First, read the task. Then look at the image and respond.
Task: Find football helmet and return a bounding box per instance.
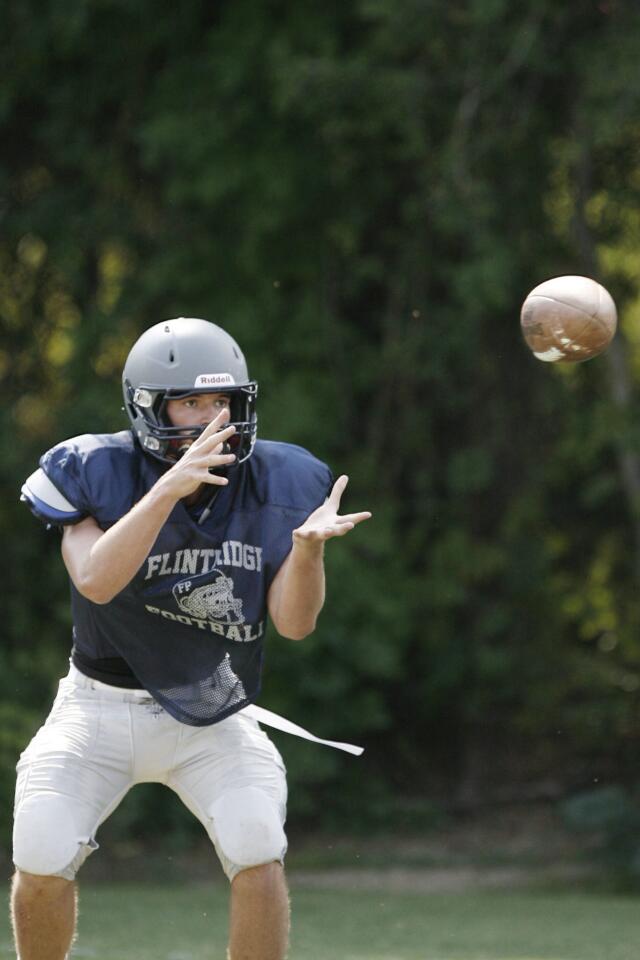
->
[122,317,258,465]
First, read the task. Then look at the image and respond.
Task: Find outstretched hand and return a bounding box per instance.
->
[292,475,372,546]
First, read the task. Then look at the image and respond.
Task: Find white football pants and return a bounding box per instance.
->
[13,665,288,882]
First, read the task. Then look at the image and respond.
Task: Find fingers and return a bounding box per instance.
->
[204,406,231,430]
[182,436,236,465]
[328,474,349,508]
[294,513,371,543]
[340,511,372,525]
[197,422,236,449]
[187,408,232,446]
[201,471,230,486]
[204,447,237,469]
[293,477,372,544]
[327,521,355,537]
[175,420,237,483]
[294,526,344,543]
[295,525,350,542]
[189,417,237,463]
[189,446,236,485]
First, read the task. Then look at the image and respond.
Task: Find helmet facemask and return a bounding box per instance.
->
[123,381,258,465]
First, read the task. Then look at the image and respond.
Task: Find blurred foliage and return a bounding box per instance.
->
[560,784,640,887]
[2,0,640,854]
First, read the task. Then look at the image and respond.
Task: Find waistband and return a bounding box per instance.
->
[67,664,155,703]
[66,665,364,755]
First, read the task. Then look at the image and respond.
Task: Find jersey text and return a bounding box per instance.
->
[144,542,263,580]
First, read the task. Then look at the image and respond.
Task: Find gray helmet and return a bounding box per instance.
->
[122,317,258,464]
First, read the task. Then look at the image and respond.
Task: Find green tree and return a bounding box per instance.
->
[2,0,640,844]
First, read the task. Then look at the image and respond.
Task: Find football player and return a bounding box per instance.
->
[13,317,371,960]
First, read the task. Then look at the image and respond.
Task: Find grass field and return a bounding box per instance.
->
[1,881,638,960]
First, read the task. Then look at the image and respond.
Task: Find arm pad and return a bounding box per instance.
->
[21,468,85,526]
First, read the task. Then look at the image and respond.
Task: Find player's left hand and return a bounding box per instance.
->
[293,475,371,545]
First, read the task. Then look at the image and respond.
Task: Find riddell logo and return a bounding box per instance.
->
[194,373,236,387]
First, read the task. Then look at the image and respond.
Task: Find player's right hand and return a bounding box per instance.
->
[160,409,237,500]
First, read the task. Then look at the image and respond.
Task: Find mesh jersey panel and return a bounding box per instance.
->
[156,653,252,725]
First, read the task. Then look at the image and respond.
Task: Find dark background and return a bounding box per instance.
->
[2,0,640,871]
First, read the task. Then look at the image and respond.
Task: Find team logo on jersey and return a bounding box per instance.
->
[172,570,245,625]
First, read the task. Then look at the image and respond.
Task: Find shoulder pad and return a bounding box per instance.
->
[36,431,145,528]
[250,440,333,510]
[21,468,85,525]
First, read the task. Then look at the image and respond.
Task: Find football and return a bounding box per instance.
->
[520,275,617,363]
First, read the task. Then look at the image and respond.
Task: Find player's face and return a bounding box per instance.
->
[165,393,232,429]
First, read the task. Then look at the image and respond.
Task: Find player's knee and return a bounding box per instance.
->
[13,795,95,880]
[210,787,287,880]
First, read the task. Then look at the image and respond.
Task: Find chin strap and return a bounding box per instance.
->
[198,489,220,526]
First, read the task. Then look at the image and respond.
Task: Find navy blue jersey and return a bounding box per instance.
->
[25,432,333,726]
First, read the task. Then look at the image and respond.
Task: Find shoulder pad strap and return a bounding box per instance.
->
[21,468,84,523]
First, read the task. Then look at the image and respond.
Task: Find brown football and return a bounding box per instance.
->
[520,275,617,363]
